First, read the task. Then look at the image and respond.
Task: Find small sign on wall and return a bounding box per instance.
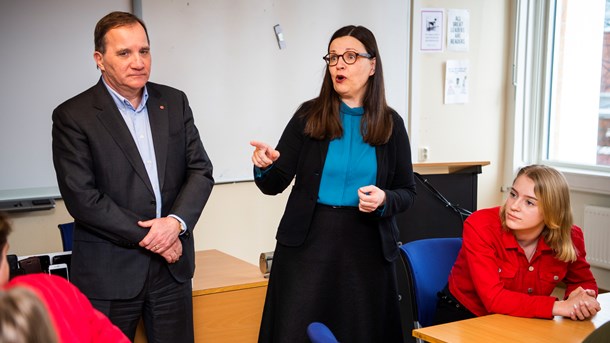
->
[420,8,444,52]
[447,9,470,52]
[445,59,469,104]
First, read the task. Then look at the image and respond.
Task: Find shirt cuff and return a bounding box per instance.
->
[375,205,386,217]
[254,165,274,179]
[168,214,187,235]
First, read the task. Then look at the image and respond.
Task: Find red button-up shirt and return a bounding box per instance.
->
[448,207,598,318]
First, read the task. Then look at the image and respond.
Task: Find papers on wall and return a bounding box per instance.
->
[447,9,470,52]
[420,9,444,52]
[445,60,469,104]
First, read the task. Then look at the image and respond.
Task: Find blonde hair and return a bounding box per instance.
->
[500,165,576,262]
[0,287,58,343]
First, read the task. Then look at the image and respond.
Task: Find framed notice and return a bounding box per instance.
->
[420,9,444,52]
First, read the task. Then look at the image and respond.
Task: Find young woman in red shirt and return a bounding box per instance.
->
[435,164,601,324]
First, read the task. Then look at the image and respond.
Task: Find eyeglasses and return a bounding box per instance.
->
[323,51,372,66]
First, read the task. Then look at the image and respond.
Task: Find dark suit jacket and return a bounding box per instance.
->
[52,79,214,299]
[255,100,416,262]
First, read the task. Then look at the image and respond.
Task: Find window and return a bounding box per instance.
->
[547,0,610,168]
[511,0,610,193]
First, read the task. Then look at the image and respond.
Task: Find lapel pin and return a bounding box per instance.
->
[160,105,165,110]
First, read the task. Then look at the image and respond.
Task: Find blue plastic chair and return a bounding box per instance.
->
[57,222,74,251]
[399,238,462,330]
[307,322,339,343]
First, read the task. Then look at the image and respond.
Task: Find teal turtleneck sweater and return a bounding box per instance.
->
[318,102,377,206]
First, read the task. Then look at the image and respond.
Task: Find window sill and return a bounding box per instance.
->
[559,168,610,196]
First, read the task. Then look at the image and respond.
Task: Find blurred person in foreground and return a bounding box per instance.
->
[0,287,59,343]
[0,212,129,342]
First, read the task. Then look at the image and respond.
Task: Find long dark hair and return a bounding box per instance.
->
[304,25,392,145]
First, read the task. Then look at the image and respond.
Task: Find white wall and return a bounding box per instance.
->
[140,0,410,183]
[0,0,131,201]
[408,0,510,208]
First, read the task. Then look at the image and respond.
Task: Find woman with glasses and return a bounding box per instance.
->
[250,25,416,343]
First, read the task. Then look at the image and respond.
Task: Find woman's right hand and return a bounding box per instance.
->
[250,140,280,169]
[552,287,601,320]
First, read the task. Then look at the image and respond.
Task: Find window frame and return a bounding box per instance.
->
[509,0,610,195]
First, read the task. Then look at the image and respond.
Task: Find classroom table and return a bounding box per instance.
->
[135,249,268,342]
[412,292,610,343]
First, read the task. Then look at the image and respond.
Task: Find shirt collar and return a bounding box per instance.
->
[501,227,553,253]
[102,78,149,113]
[340,101,364,116]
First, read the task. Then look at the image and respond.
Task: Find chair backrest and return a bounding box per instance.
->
[307,322,339,343]
[399,237,462,328]
[57,222,74,251]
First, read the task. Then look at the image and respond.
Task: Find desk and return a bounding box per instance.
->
[135,249,268,342]
[412,161,491,175]
[412,292,610,343]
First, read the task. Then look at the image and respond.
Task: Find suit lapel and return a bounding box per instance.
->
[375,144,386,186]
[317,138,330,169]
[93,80,155,195]
[146,85,169,191]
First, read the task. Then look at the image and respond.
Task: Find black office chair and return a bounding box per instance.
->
[57,222,74,251]
[399,238,462,337]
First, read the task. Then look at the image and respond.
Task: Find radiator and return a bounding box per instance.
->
[584,205,610,270]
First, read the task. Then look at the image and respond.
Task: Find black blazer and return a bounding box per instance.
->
[52,79,214,299]
[255,100,416,261]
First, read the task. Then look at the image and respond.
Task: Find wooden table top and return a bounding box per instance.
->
[192,249,268,297]
[412,161,490,175]
[413,292,610,343]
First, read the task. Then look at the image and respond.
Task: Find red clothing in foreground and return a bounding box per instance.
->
[448,207,598,318]
[6,274,129,343]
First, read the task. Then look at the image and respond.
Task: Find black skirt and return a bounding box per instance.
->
[258,204,403,343]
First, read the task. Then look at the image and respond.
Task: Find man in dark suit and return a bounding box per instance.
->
[51,11,214,342]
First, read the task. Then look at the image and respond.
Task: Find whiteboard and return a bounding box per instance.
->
[0,0,131,201]
[140,0,409,183]
[0,0,409,202]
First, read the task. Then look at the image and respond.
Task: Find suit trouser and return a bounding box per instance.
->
[90,255,194,343]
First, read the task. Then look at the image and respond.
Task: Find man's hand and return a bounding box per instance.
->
[138,217,181,255]
[159,239,183,264]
